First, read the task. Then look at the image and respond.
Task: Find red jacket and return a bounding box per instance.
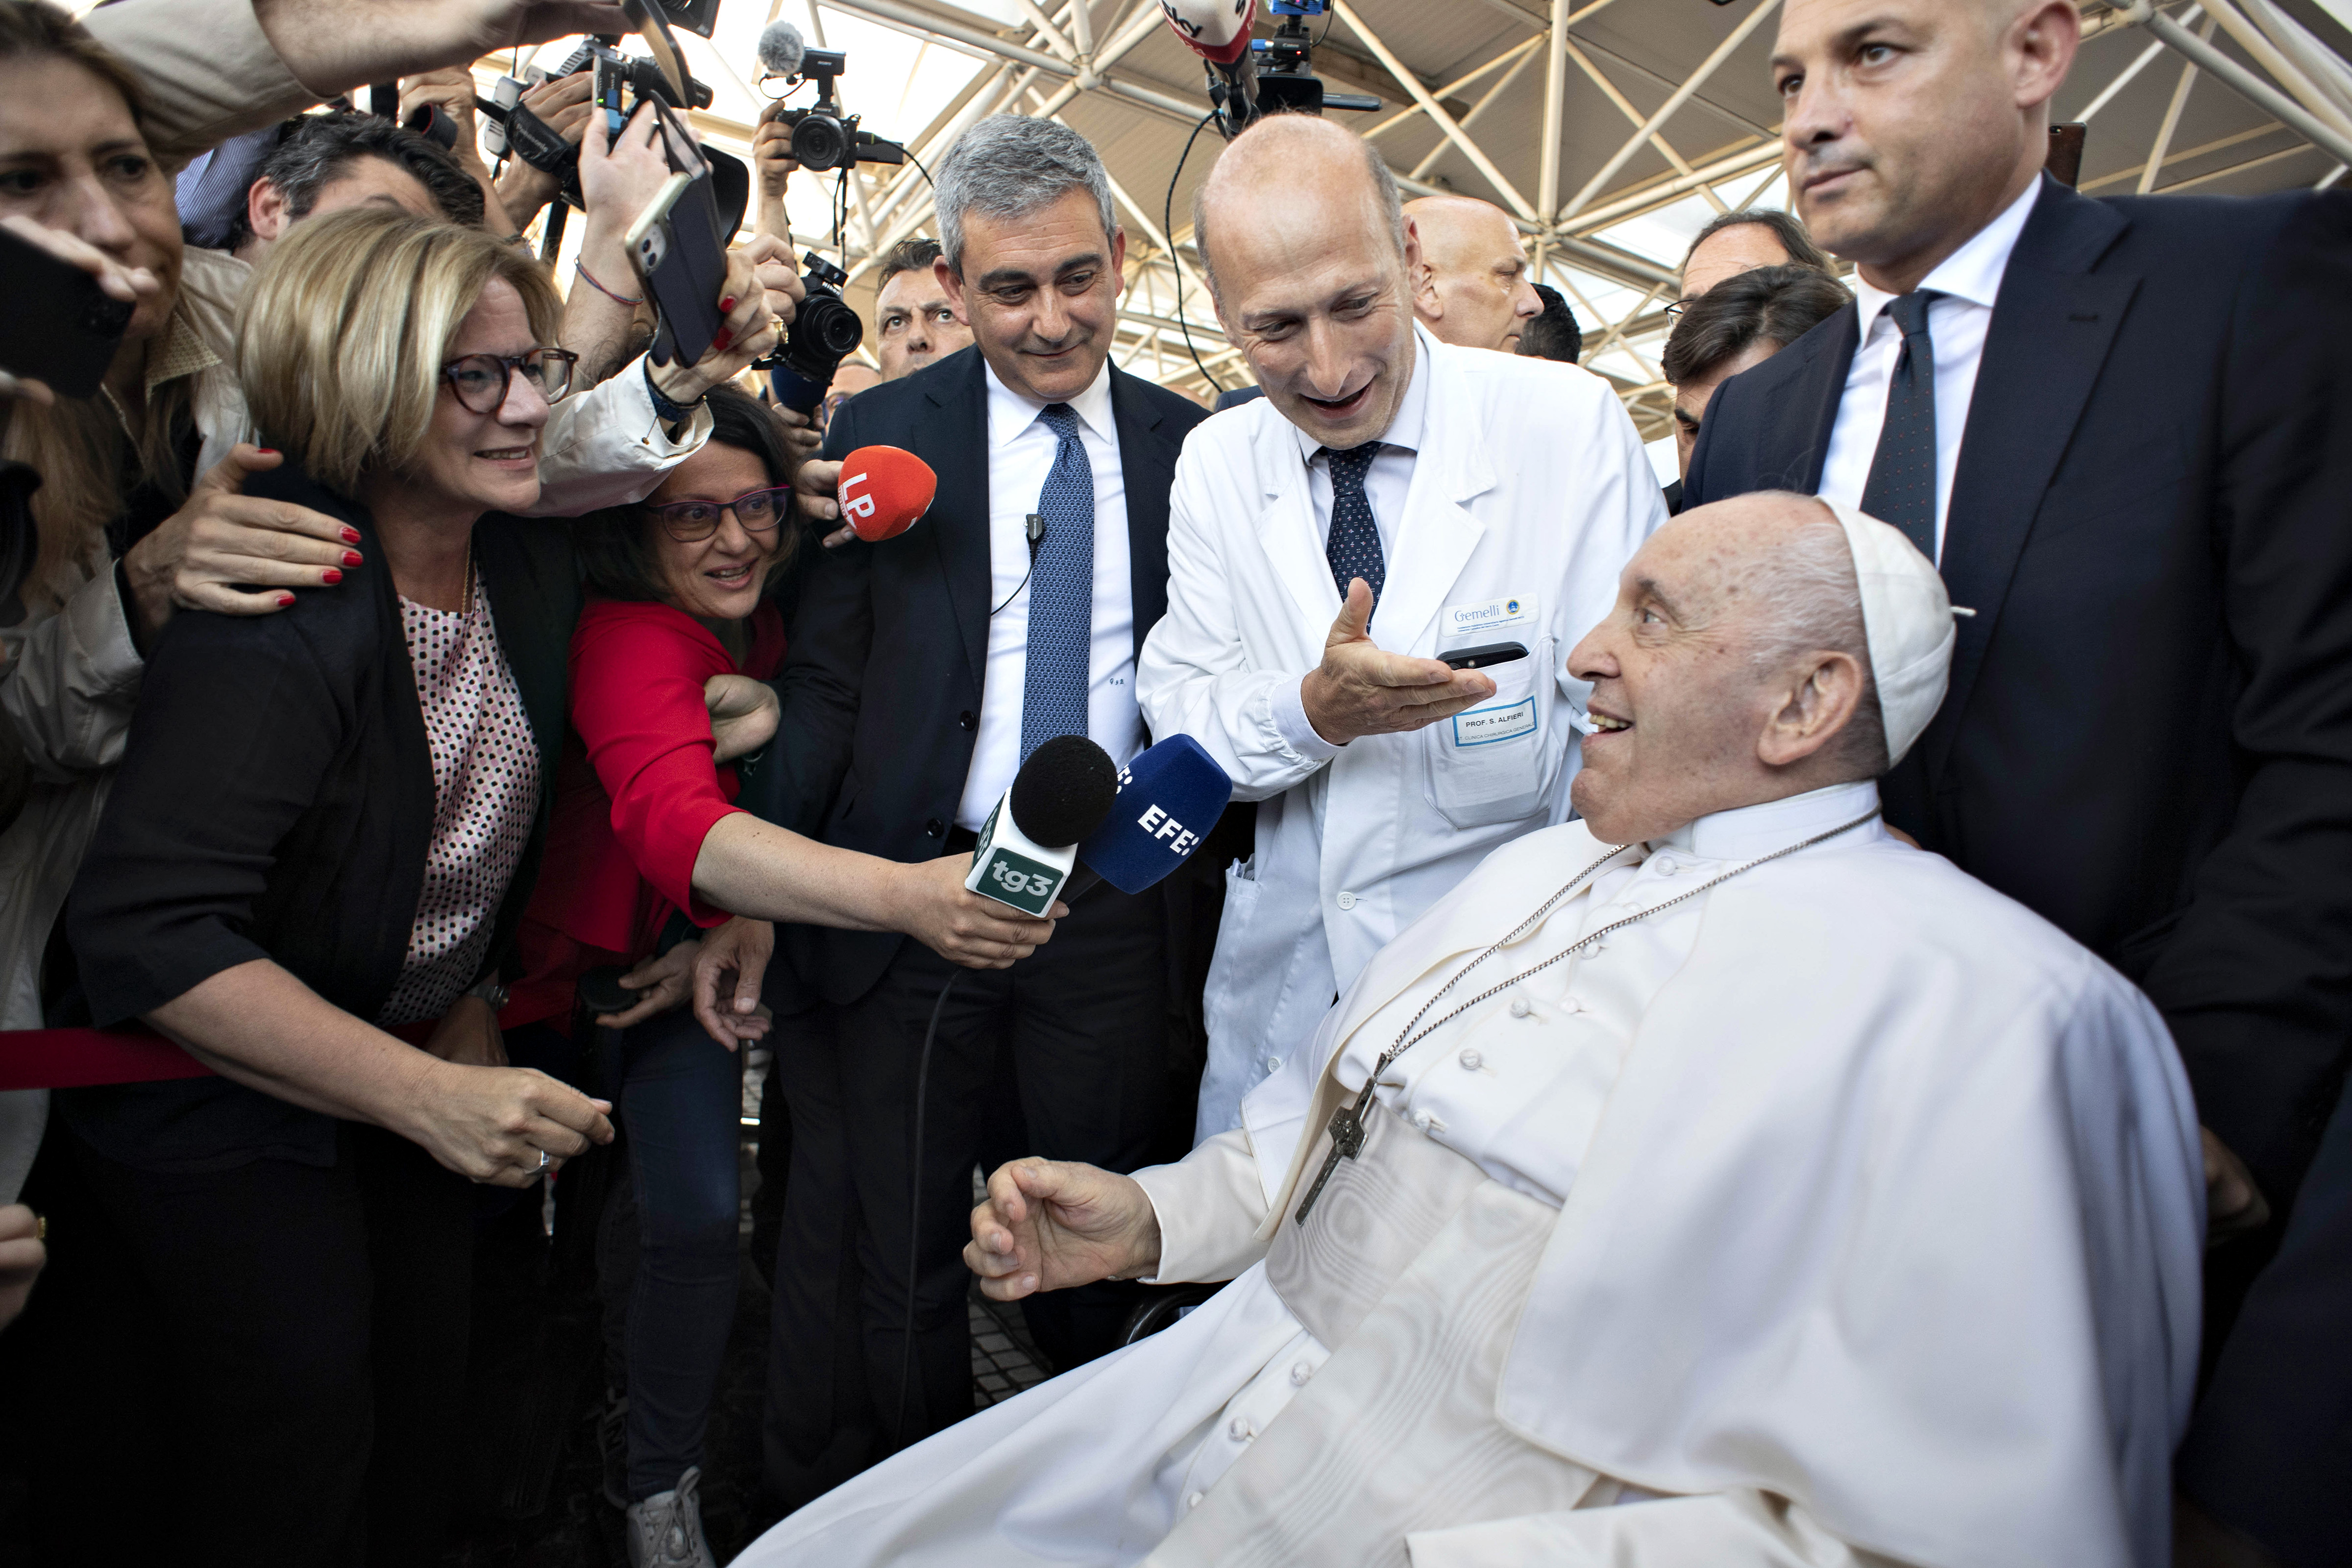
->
[514,596,785,1026]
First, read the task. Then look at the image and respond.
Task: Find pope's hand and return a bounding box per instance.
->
[965,1157,1161,1301]
[1300,578,1496,745]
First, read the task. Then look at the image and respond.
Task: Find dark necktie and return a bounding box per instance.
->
[1321,443,1385,605]
[1859,290,1943,564]
[1020,403,1094,763]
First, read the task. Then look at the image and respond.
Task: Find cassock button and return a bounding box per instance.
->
[1458,1048,1482,1070]
[1651,855,1677,876]
[1263,1056,1283,1074]
[1228,1416,1254,1443]
[1507,998,1531,1019]
[1336,890,1358,911]
[1289,1360,1315,1386]
[1187,1492,1204,1510]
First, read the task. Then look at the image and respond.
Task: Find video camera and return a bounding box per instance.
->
[766,49,906,172]
[1161,0,1378,139]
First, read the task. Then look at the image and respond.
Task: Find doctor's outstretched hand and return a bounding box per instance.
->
[966,1157,1161,1301]
[1301,578,1496,745]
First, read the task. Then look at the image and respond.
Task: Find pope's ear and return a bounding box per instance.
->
[1759,650,1866,769]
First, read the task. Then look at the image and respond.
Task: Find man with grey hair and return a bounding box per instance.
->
[1141,112,1658,1141]
[735,492,2202,1568]
[759,113,1210,1510]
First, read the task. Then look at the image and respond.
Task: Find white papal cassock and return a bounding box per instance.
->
[738,780,2204,1568]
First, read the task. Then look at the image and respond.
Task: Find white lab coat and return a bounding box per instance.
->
[1140,331,1663,1138]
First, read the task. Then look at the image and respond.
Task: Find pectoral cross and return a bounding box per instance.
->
[1293,1091,1370,1225]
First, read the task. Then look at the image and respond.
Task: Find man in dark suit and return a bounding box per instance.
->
[752,114,1210,1511]
[1687,3,2352,1516]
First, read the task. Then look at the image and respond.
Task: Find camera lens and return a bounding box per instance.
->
[790,114,848,171]
[803,294,864,357]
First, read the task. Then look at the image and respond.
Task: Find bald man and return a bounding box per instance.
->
[733,491,2201,1568]
[1402,194,1540,352]
[1683,13,2352,1556]
[1139,116,1657,1141]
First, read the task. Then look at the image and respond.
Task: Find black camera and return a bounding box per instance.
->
[761,252,864,414]
[770,50,906,172]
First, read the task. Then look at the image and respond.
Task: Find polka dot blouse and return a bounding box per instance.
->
[377,576,542,1029]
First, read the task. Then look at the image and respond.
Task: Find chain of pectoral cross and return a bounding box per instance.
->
[1293,810,1883,1225]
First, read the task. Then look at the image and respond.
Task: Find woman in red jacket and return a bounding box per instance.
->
[520,385,1043,1560]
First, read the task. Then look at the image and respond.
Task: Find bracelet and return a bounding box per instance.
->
[644,357,704,423]
[575,261,644,308]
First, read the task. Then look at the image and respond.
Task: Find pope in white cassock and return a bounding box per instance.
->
[736,492,2205,1568]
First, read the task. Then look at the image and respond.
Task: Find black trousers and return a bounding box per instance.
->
[24,1119,474,1567]
[762,882,1167,1515]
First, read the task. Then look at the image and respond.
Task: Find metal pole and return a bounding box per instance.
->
[1331,0,1538,219]
[1558,0,1782,223]
[2128,0,2352,166]
[1534,0,1569,275]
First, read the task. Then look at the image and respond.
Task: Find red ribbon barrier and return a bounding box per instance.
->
[0,1026,213,1091]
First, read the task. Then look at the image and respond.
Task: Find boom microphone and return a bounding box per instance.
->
[757,19,806,79]
[1160,0,1256,66]
[837,445,935,542]
[964,736,1121,915]
[1066,733,1235,900]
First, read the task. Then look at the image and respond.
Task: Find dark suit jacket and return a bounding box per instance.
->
[64,468,580,1172]
[1688,176,2352,1208]
[751,345,1210,1006]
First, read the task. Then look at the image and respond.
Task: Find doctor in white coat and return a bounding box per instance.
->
[1140,115,1662,1138]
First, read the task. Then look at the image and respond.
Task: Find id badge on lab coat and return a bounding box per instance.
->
[1426,607,1560,830]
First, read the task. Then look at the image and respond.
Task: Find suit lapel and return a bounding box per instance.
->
[1926,181,2135,780]
[1775,305,1856,494]
[1110,368,1176,657]
[920,348,993,691]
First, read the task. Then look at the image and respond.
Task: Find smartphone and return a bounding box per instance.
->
[1443,641,1529,671]
[0,226,135,400]
[625,103,731,369]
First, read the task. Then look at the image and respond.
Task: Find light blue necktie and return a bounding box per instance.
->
[1321,443,1385,606]
[1020,403,1095,762]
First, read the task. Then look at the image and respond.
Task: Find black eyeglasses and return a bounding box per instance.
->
[441,348,580,414]
[1663,299,1693,322]
[642,485,792,542]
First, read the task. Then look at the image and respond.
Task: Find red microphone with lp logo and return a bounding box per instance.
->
[836,444,936,542]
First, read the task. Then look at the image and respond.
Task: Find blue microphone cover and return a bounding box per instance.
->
[1077,735,1234,894]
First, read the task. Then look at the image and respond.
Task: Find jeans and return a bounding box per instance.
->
[617,1004,746,1501]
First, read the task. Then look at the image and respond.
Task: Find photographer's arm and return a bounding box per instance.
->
[81,0,628,169]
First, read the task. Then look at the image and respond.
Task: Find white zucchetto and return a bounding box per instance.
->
[1816,497,1954,766]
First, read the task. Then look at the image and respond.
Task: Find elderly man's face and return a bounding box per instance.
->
[1411,200,1540,352]
[1214,190,1419,451]
[1775,0,2076,286]
[1568,498,1852,843]
[940,187,1124,405]
[1680,221,1791,300]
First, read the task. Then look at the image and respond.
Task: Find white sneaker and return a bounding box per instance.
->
[625,1466,715,1568]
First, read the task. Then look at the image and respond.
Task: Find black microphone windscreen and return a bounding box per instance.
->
[758,19,805,77]
[1009,736,1120,849]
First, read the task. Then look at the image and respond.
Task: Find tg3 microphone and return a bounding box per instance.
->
[964,736,1121,915]
[837,444,936,542]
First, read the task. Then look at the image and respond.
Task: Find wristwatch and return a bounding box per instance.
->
[464,977,511,1013]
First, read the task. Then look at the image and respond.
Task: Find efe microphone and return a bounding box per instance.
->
[836,445,935,542]
[1063,733,1236,902]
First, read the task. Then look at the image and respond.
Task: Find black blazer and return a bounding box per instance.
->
[747,345,1210,1006]
[1687,176,2352,1205]
[63,467,580,1172]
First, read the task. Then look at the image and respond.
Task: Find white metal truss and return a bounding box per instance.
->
[573,0,2352,433]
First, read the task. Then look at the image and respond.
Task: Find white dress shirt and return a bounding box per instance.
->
[956,357,1143,831]
[1269,329,1435,760]
[1818,177,2041,561]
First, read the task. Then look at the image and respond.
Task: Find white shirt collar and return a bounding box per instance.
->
[1853,176,2041,333]
[984,352,1116,449]
[1653,779,1884,862]
[1286,321,1437,467]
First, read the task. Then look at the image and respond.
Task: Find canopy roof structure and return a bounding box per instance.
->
[491,0,2352,434]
